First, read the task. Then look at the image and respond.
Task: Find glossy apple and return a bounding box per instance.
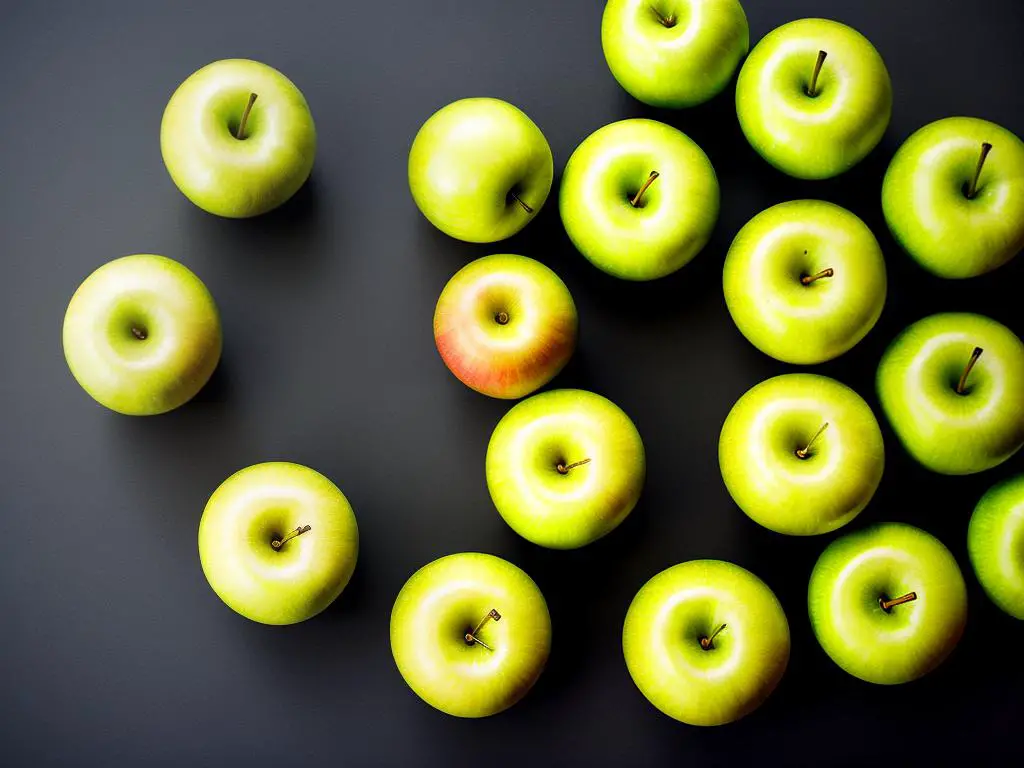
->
[198,462,359,625]
[486,389,645,548]
[63,254,221,415]
[409,98,553,242]
[434,254,577,399]
[808,522,967,684]
[390,553,551,718]
[601,0,750,108]
[723,200,887,364]
[968,474,1024,619]
[877,313,1024,475]
[161,59,316,218]
[560,119,719,280]
[736,19,892,179]
[623,559,790,726]
[882,117,1024,278]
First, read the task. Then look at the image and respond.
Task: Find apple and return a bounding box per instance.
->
[198,462,358,625]
[408,98,553,243]
[735,18,892,180]
[390,552,551,718]
[623,559,790,726]
[723,200,887,364]
[882,117,1024,278]
[877,313,1024,475]
[808,522,967,684]
[968,474,1024,619]
[62,254,221,415]
[559,119,719,280]
[601,0,750,108]
[719,374,884,536]
[434,254,577,399]
[161,59,316,218]
[486,389,645,548]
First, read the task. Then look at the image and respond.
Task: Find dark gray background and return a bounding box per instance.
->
[1,1,1022,765]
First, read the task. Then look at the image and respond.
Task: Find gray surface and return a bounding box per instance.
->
[1,1,1022,765]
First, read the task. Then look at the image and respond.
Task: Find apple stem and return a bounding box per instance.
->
[464,608,502,650]
[495,311,510,325]
[796,422,829,459]
[131,326,147,341]
[509,191,534,214]
[700,623,727,650]
[806,50,828,97]
[236,92,258,140]
[271,524,311,550]
[880,592,917,612]
[630,171,660,208]
[649,5,676,27]
[556,458,591,475]
[966,142,994,199]
[801,268,834,285]
[956,347,984,395]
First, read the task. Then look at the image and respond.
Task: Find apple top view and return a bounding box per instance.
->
[3,1,1024,767]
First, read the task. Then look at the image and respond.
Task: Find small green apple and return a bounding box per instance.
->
[161,59,316,218]
[559,119,719,280]
[623,559,790,726]
[486,389,645,549]
[723,200,887,364]
[882,117,1024,278]
[877,313,1024,475]
[198,462,358,625]
[808,522,967,684]
[408,98,553,243]
[968,474,1024,619]
[62,254,221,415]
[601,0,750,108]
[390,553,551,718]
[434,255,577,399]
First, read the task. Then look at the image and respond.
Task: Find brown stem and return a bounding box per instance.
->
[966,142,993,199]
[509,191,533,214]
[236,93,258,140]
[956,347,984,395]
[464,608,502,650]
[801,268,834,285]
[495,311,510,325]
[131,327,147,340]
[271,524,310,550]
[649,5,676,27]
[700,624,727,650]
[880,592,917,611]
[796,423,829,459]
[556,458,591,475]
[630,171,660,207]
[806,50,828,97]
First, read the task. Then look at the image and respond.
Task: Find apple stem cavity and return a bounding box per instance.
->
[556,458,592,475]
[956,346,984,395]
[235,92,258,140]
[700,623,727,650]
[630,171,660,208]
[130,326,147,341]
[271,524,311,550]
[801,268,834,285]
[796,422,829,459]
[966,143,994,199]
[880,592,918,612]
[806,50,828,97]
[649,5,676,27]
[509,191,534,214]
[495,311,510,325]
[464,608,502,650]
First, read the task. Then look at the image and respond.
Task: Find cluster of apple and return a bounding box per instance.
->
[59,0,1024,728]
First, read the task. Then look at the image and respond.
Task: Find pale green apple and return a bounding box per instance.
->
[968,474,1024,619]
[408,98,553,242]
[390,553,551,718]
[623,559,790,726]
[559,119,719,280]
[723,200,887,364]
[601,0,750,108]
[808,523,967,684]
[877,313,1024,475]
[161,59,316,218]
[62,254,221,415]
[198,462,358,625]
[486,389,645,549]
[720,374,884,536]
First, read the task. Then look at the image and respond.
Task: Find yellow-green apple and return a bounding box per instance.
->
[408,98,553,242]
[808,522,967,684]
[559,119,719,280]
[968,474,1024,619]
[623,559,790,726]
[877,313,1024,475]
[486,389,645,548]
[390,553,551,718]
[719,374,884,536]
[434,254,577,399]
[62,254,221,415]
[736,19,892,179]
[161,59,316,218]
[198,462,358,625]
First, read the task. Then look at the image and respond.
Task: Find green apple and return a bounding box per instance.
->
[724,200,887,364]
[601,0,750,108]
[808,522,967,684]
[968,474,1024,619]
[408,98,553,243]
[62,254,221,415]
[486,389,645,548]
[882,117,1024,278]
[736,19,892,180]
[198,462,358,625]
[719,374,884,536]
[623,559,790,726]
[161,59,316,218]
[434,255,577,399]
[390,552,551,718]
[559,119,719,280]
[877,313,1024,475]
